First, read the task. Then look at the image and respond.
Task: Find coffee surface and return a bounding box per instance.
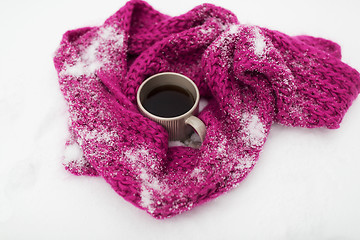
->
[142,85,194,118]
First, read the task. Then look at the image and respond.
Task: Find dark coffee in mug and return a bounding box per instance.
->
[142,85,194,118]
[137,72,206,143]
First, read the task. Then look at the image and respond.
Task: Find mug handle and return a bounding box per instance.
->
[185,116,206,144]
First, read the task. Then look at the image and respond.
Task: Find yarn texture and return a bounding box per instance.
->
[54,0,360,218]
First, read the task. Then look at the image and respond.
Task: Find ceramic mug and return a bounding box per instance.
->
[137,72,206,144]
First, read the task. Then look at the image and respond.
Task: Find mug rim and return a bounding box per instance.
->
[136,72,200,121]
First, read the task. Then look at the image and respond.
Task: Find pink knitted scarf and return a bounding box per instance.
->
[54,0,360,218]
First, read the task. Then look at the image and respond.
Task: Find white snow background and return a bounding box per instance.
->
[1,0,360,239]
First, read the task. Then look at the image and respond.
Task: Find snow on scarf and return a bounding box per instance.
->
[54,0,360,218]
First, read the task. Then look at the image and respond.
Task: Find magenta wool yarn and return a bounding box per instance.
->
[54,0,360,218]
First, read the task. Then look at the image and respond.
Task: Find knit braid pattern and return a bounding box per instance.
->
[54,0,360,218]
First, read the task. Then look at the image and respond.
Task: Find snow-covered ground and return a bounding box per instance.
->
[1,0,360,239]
